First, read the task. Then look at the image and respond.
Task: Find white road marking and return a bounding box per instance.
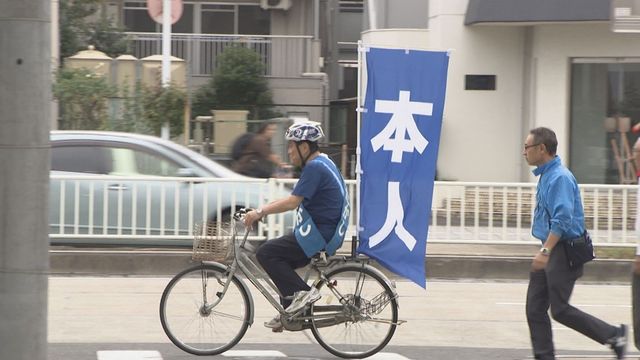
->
[94,349,411,359]
[222,350,287,357]
[555,355,634,358]
[497,302,630,308]
[97,351,162,360]
[363,353,412,360]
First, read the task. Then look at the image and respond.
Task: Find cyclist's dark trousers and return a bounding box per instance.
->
[526,243,616,360]
[256,233,311,308]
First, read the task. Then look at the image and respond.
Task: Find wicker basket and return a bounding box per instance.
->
[192,221,233,262]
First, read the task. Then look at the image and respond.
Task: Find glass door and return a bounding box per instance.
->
[570,59,640,184]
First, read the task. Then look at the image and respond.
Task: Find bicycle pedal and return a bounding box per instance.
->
[272,326,284,333]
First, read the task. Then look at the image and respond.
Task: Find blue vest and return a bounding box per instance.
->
[294,158,350,257]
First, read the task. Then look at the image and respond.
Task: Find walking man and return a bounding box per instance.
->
[524,127,627,359]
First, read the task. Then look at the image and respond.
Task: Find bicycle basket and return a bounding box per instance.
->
[192,221,234,262]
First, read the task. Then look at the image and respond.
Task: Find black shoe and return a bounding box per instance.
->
[610,324,628,359]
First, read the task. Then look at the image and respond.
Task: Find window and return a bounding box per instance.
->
[173,4,194,33]
[110,147,183,176]
[123,2,156,32]
[123,2,270,35]
[570,59,640,184]
[238,6,270,34]
[51,146,111,174]
[124,1,194,33]
[133,149,183,176]
[201,4,235,34]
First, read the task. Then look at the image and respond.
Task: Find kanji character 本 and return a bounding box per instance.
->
[370,90,433,163]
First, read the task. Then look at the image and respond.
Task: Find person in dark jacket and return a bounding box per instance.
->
[232,121,282,178]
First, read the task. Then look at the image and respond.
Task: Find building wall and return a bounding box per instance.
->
[426,1,640,183]
[270,0,308,35]
[528,23,640,180]
[190,75,323,125]
[363,0,429,29]
[269,76,324,124]
[427,0,526,182]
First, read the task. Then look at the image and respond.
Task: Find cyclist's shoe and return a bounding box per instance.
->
[264,314,283,332]
[609,324,627,359]
[285,287,321,314]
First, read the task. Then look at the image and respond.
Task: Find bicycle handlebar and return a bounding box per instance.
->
[232,208,253,221]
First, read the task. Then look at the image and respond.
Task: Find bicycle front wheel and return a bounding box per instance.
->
[310,264,399,359]
[159,263,251,356]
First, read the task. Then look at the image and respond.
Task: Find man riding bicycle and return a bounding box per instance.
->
[243,121,350,331]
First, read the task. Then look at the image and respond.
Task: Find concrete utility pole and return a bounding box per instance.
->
[0,1,51,359]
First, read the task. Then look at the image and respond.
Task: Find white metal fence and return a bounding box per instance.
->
[49,176,639,247]
[127,32,313,77]
[429,182,638,246]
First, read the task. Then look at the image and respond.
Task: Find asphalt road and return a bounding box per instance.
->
[48,276,640,360]
[48,343,529,359]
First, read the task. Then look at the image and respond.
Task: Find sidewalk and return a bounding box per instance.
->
[49,243,635,283]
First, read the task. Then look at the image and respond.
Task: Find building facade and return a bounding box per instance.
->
[102,0,330,142]
[98,0,640,184]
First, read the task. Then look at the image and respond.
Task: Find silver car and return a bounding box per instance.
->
[50,131,290,245]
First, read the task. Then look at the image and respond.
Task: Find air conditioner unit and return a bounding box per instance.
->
[260,0,292,11]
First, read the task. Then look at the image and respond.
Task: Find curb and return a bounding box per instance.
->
[49,250,635,283]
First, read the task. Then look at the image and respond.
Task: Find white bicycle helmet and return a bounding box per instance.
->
[285,122,324,142]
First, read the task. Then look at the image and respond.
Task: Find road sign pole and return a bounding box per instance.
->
[161,0,172,139]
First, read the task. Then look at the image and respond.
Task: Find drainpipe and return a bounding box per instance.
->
[368,0,378,30]
[314,0,320,40]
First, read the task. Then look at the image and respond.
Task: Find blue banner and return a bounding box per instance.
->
[357,47,450,287]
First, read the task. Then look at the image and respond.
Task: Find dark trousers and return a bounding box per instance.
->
[256,233,311,308]
[526,244,617,360]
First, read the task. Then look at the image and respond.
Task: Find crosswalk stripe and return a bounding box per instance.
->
[94,349,410,359]
[97,351,163,360]
[222,350,287,357]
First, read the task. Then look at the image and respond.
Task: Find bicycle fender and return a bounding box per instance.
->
[202,262,256,326]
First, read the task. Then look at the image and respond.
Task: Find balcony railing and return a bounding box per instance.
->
[126,32,313,77]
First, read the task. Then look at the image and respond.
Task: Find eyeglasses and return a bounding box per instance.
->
[524,143,540,150]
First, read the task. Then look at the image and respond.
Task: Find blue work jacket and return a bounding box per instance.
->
[532,156,585,243]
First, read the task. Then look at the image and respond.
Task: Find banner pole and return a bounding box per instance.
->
[355,40,364,253]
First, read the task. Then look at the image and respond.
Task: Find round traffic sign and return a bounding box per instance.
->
[147,0,183,25]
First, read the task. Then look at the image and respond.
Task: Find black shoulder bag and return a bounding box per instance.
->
[563,231,595,268]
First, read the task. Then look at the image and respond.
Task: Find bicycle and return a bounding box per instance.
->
[159,209,403,359]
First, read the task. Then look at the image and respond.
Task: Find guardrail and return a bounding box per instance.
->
[127,32,313,77]
[49,176,639,247]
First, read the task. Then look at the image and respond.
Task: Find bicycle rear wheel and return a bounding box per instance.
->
[159,263,251,356]
[310,264,398,359]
